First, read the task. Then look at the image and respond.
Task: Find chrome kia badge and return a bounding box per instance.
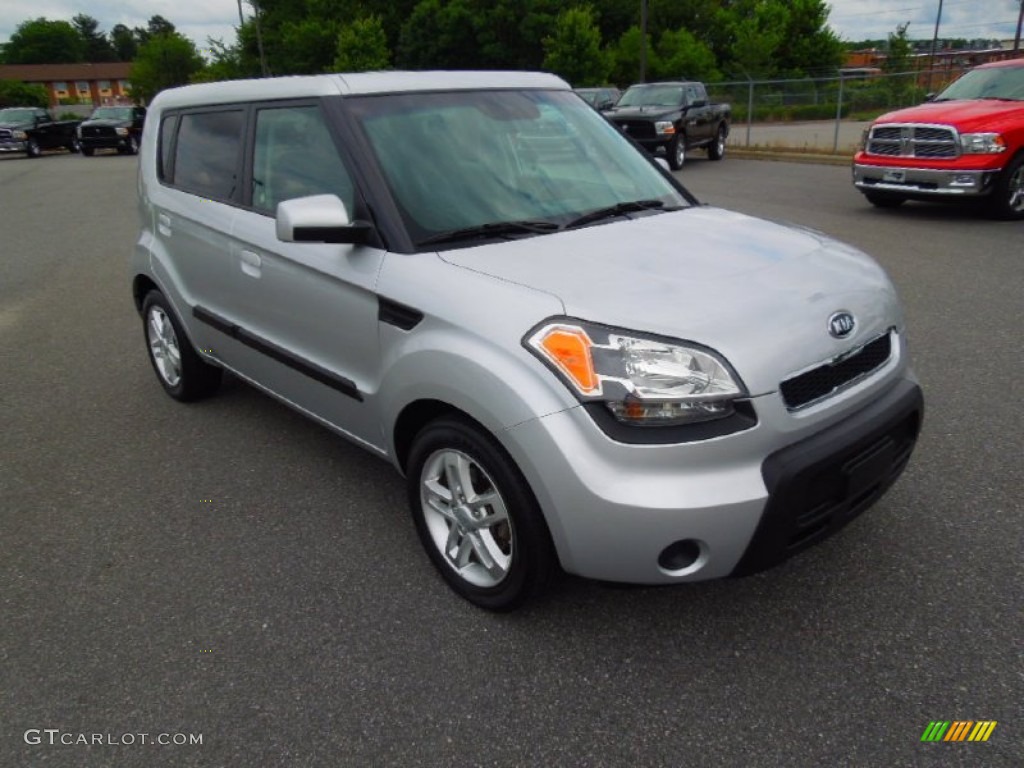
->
[828,311,856,339]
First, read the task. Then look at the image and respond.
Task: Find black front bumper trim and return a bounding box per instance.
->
[731,377,923,577]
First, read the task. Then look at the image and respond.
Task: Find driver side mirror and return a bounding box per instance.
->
[276,194,371,245]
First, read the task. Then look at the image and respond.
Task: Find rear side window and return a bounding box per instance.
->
[158,115,176,182]
[172,110,244,201]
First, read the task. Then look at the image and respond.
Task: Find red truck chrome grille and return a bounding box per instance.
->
[866,124,959,159]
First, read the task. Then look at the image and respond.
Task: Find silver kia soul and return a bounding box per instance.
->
[133,71,923,610]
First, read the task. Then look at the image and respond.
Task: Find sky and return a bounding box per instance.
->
[0,0,1021,53]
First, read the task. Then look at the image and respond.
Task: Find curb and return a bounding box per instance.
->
[728,148,854,167]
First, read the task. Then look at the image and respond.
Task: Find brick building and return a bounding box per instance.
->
[0,62,134,108]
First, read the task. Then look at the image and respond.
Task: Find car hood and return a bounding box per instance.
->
[876,99,1024,131]
[82,118,129,128]
[438,207,900,395]
[0,121,30,130]
[608,106,680,120]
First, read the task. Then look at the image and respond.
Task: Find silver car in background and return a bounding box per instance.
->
[133,71,923,610]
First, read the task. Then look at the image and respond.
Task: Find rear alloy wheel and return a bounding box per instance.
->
[26,139,41,158]
[668,135,686,170]
[142,291,222,401]
[988,153,1024,220]
[864,191,906,208]
[708,125,726,161]
[407,417,556,611]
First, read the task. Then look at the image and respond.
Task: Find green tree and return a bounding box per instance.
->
[110,24,138,61]
[2,18,86,64]
[398,0,479,69]
[542,6,610,86]
[130,32,205,103]
[72,14,116,62]
[134,15,177,47]
[0,80,50,107]
[883,22,913,74]
[334,16,391,72]
[607,26,655,86]
[651,27,718,82]
[773,0,843,76]
[723,0,789,79]
[190,38,248,83]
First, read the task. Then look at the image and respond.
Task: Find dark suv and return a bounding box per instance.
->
[78,106,147,156]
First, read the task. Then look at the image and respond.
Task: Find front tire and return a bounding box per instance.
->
[82,146,95,157]
[125,135,139,155]
[668,134,685,170]
[142,291,222,402]
[708,125,726,160]
[864,191,906,208]
[407,417,556,611]
[988,153,1024,220]
[68,137,81,153]
[26,139,41,158]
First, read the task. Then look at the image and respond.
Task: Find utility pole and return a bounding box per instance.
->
[251,0,269,77]
[1014,0,1023,55]
[236,0,244,28]
[926,0,943,94]
[640,0,648,83]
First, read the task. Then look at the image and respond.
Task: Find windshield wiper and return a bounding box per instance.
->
[417,219,559,247]
[563,199,677,230]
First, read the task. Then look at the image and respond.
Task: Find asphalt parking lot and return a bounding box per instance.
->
[2,150,1021,767]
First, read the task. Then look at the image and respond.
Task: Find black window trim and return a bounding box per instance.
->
[158,103,248,206]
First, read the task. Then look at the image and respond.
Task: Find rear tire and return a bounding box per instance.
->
[142,291,222,402]
[988,153,1024,220]
[707,125,726,161]
[407,416,556,611]
[864,191,906,208]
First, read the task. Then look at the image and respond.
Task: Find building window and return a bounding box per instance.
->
[119,80,132,94]
[98,80,112,95]
[52,81,68,96]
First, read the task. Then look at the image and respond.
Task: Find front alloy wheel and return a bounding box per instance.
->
[407,417,555,610]
[990,154,1024,220]
[26,139,41,158]
[420,448,513,588]
[668,135,685,170]
[147,305,182,388]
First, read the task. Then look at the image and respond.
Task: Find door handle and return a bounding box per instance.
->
[158,213,171,236]
[240,249,262,278]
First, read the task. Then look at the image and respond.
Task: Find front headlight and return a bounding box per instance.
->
[115,127,130,136]
[961,132,1006,154]
[526,320,745,426]
[654,121,676,135]
[12,130,27,140]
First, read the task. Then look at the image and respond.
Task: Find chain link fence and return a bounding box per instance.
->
[707,67,972,152]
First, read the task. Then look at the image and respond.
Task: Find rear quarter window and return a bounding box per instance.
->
[171,110,244,201]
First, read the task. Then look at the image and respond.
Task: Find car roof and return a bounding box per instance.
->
[151,71,571,111]
[976,56,1024,70]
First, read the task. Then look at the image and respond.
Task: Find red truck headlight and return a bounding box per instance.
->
[960,133,1006,154]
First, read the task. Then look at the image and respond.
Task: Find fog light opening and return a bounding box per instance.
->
[657,539,705,575]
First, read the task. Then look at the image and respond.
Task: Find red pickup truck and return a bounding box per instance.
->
[853,57,1024,220]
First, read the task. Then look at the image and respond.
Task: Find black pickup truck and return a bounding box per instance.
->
[606,81,730,170]
[78,105,147,156]
[0,107,81,158]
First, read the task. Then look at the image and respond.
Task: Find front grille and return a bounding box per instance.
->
[617,121,656,140]
[82,125,116,138]
[866,123,959,159]
[0,128,12,140]
[781,333,892,410]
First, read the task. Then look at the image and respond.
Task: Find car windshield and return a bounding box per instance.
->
[0,108,37,122]
[617,84,684,108]
[575,89,599,106]
[936,65,1024,101]
[90,107,134,119]
[347,89,688,247]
